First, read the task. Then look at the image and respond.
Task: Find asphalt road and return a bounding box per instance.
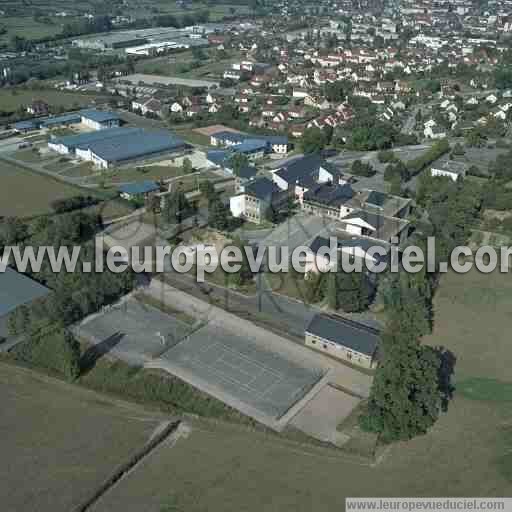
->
[155,270,319,341]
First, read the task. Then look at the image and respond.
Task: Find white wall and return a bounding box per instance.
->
[230,195,245,218]
[431,168,458,181]
[318,166,334,183]
[48,142,69,155]
[272,172,289,191]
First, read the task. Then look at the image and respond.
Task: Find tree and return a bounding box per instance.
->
[351,159,375,177]
[18,321,81,381]
[322,270,372,313]
[8,305,31,336]
[377,150,397,163]
[200,181,216,203]
[301,127,328,154]
[465,128,486,148]
[162,188,191,224]
[325,272,338,310]
[182,157,193,174]
[0,217,28,247]
[229,153,249,176]
[451,142,465,156]
[360,306,445,443]
[227,236,252,288]
[336,271,371,313]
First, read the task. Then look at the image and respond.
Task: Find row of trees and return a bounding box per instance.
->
[4,205,134,333]
[360,166,479,441]
[303,270,373,313]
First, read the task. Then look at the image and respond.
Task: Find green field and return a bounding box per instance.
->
[0,16,66,44]
[0,88,111,113]
[175,128,212,147]
[84,164,188,187]
[0,362,169,512]
[0,161,90,217]
[135,50,241,79]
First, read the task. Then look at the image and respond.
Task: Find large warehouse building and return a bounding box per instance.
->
[13,109,121,133]
[48,127,187,168]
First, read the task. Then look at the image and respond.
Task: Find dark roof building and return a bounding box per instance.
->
[118,181,160,198]
[210,130,289,154]
[304,182,354,207]
[244,176,281,201]
[305,313,380,367]
[273,154,340,189]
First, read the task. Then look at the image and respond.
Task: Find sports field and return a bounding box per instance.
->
[161,323,323,421]
[77,297,195,366]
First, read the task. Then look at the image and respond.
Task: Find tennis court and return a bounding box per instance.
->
[162,323,324,420]
[76,297,194,365]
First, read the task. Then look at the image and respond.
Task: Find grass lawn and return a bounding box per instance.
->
[59,161,96,178]
[87,165,187,186]
[43,158,74,173]
[15,148,47,163]
[458,378,512,402]
[85,199,135,222]
[263,271,314,303]
[0,161,89,217]
[0,88,110,114]
[0,362,167,512]
[90,397,511,512]
[0,16,64,44]
[134,50,241,79]
[175,129,212,147]
[423,267,512,382]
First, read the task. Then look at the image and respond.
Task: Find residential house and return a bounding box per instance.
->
[118,180,160,201]
[27,100,49,116]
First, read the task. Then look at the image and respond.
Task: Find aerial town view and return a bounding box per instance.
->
[1,0,512,510]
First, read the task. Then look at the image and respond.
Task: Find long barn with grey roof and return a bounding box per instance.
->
[305,314,380,369]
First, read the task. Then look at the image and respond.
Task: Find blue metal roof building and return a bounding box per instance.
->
[49,127,187,168]
[118,181,160,197]
[211,130,289,153]
[232,139,268,157]
[13,120,38,132]
[85,130,186,167]
[50,127,139,152]
[80,110,121,123]
[42,113,82,128]
[13,109,120,133]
